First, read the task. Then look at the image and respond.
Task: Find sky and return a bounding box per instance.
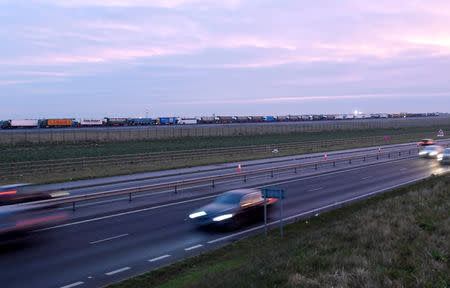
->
[1,0,450,119]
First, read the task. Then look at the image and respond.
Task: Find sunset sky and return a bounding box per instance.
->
[1,0,449,118]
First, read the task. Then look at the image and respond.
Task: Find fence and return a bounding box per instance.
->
[0,117,449,144]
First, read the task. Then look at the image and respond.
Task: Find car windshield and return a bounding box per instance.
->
[213,193,242,205]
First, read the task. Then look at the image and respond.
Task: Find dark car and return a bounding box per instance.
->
[0,205,67,238]
[188,188,277,230]
[0,184,69,206]
[418,139,436,147]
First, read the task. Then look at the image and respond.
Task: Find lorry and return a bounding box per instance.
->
[2,119,39,128]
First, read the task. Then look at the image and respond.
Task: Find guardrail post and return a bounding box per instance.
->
[349,159,352,164]
[294,167,297,174]
[333,161,336,167]
[315,164,318,170]
[212,180,215,187]
[388,153,390,158]
[376,155,379,160]
[271,170,274,177]
[409,150,411,155]
[244,175,247,182]
[129,193,132,201]
[72,202,76,211]
[363,156,365,162]
[399,152,401,156]
[175,185,178,193]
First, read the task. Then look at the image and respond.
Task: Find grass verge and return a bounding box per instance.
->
[109,174,449,288]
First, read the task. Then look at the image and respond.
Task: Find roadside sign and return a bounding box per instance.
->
[261,187,286,237]
[437,129,444,137]
[261,187,285,199]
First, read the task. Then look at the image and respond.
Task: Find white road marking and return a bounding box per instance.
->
[184,244,203,251]
[207,176,429,244]
[105,267,131,276]
[148,254,171,262]
[308,187,323,192]
[38,157,416,231]
[362,176,372,180]
[89,233,129,244]
[60,282,84,288]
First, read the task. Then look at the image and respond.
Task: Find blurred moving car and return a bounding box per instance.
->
[0,184,70,206]
[188,188,277,230]
[419,145,444,158]
[0,205,67,238]
[418,139,436,147]
[437,148,450,164]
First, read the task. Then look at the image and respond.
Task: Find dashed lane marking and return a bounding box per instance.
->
[89,233,129,244]
[148,254,171,262]
[105,267,131,276]
[60,281,84,288]
[184,244,203,251]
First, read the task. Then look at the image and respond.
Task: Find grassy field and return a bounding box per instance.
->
[109,174,449,288]
[0,126,448,185]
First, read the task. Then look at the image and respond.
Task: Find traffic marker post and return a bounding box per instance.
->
[238,162,242,173]
[324,152,328,160]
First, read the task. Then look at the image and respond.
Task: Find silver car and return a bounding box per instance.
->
[437,148,450,164]
[419,145,444,158]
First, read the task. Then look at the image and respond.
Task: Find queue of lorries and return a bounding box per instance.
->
[0,112,440,129]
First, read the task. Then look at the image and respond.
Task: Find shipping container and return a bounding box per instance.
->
[157,117,178,125]
[233,116,250,122]
[263,116,276,122]
[216,116,233,123]
[40,119,73,127]
[198,116,215,124]
[345,114,354,119]
[105,117,128,126]
[129,118,156,125]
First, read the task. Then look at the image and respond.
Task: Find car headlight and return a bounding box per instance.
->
[212,214,233,222]
[50,191,70,198]
[429,151,438,156]
[437,154,443,161]
[419,151,426,155]
[189,211,206,219]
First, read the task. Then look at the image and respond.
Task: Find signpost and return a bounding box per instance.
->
[437,129,444,137]
[261,187,286,237]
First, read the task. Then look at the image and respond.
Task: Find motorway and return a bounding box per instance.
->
[1,148,449,288]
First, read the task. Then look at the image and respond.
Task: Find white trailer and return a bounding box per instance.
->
[80,118,103,126]
[10,119,39,128]
[345,114,354,120]
[178,118,198,125]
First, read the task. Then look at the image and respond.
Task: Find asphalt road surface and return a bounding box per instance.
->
[1,153,448,288]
